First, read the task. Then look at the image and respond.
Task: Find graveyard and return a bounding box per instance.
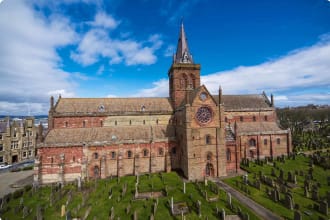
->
[224,152,330,220]
[0,172,260,220]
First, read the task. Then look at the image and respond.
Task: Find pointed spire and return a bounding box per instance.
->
[174,21,193,64]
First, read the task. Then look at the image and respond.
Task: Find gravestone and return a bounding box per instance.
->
[319,200,328,215]
[183,182,186,194]
[279,169,284,180]
[134,210,138,220]
[227,192,232,208]
[77,177,81,190]
[197,200,201,217]
[271,189,279,202]
[171,197,173,213]
[221,208,225,220]
[36,205,43,220]
[312,188,319,201]
[61,205,66,217]
[288,171,293,182]
[271,168,276,177]
[304,186,309,198]
[294,210,302,220]
[285,193,294,210]
[22,206,29,218]
[66,211,71,220]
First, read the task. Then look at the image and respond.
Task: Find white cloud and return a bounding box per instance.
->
[164,44,175,57]
[0,0,77,115]
[71,25,163,66]
[106,94,117,98]
[133,79,169,97]
[90,11,119,29]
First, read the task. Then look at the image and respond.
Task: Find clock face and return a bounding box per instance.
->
[200,92,207,101]
[195,106,212,124]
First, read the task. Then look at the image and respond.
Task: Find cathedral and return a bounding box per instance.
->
[34,23,291,184]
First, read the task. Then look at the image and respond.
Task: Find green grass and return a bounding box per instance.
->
[224,155,330,220]
[0,172,261,220]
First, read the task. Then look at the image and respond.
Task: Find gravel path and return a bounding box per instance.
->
[217,180,282,220]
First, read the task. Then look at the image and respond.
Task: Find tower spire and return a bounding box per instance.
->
[174,21,193,64]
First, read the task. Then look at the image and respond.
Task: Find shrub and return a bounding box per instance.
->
[12,189,24,199]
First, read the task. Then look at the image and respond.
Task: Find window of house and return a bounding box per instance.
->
[11,141,18,149]
[100,121,103,127]
[158,148,164,156]
[264,139,268,145]
[29,131,33,136]
[156,119,159,125]
[225,117,228,123]
[205,135,211,145]
[143,120,145,125]
[93,152,98,159]
[23,142,27,148]
[277,138,281,145]
[51,157,54,165]
[65,121,68,127]
[72,156,75,162]
[253,116,256,122]
[0,144,2,151]
[111,151,116,159]
[0,156,3,163]
[240,116,243,122]
[29,150,32,157]
[0,134,2,140]
[83,121,86,127]
[129,120,132,125]
[143,149,148,157]
[115,120,117,126]
[249,138,256,147]
[28,141,32,147]
[171,147,176,155]
[22,151,27,158]
[226,149,231,161]
[264,116,268,121]
[127,150,132,158]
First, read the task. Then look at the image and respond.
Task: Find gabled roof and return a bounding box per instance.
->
[236,122,288,135]
[184,85,217,106]
[213,94,272,111]
[41,125,175,147]
[54,97,173,115]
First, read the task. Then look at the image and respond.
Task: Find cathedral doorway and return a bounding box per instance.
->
[205,162,214,177]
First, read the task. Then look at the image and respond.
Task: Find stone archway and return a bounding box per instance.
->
[205,162,214,177]
[93,165,100,178]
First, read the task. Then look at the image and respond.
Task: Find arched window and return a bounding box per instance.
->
[206,152,212,161]
[93,152,98,159]
[264,139,268,145]
[83,121,86,127]
[249,138,256,147]
[277,138,281,145]
[225,117,228,123]
[190,74,196,88]
[111,151,116,159]
[100,120,103,127]
[158,148,164,156]
[264,115,268,121]
[183,74,188,89]
[143,120,145,125]
[226,149,231,161]
[129,120,132,125]
[127,150,132,158]
[240,116,243,122]
[143,149,149,157]
[115,120,117,126]
[253,116,256,122]
[65,121,68,127]
[205,135,211,145]
[73,156,75,162]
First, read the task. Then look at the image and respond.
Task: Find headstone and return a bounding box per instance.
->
[77,177,81,190]
[312,188,319,201]
[288,171,293,182]
[134,210,138,220]
[221,208,225,220]
[22,206,29,218]
[61,205,66,217]
[293,210,302,220]
[135,183,138,197]
[271,168,276,177]
[36,205,43,220]
[197,200,201,217]
[319,200,328,215]
[227,192,232,208]
[279,169,284,180]
[271,189,279,202]
[285,193,294,210]
[183,182,186,194]
[304,186,309,198]
[171,197,173,213]
[66,211,72,220]
[204,178,208,186]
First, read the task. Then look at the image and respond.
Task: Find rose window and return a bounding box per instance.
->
[195,106,212,124]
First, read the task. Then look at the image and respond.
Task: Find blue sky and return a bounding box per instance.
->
[0,0,329,115]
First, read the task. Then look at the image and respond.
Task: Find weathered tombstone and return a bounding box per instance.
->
[312,188,319,201]
[287,171,293,182]
[61,205,66,217]
[171,197,173,213]
[221,208,225,220]
[134,210,138,220]
[36,205,43,220]
[319,200,328,215]
[150,213,154,220]
[22,206,29,218]
[110,206,115,220]
[135,183,139,198]
[183,182,186,194]
[66,210,72,220]
[197,200,201,217]
[227,192,232,208]
[271,168,276,177]
[285,193,294,210]
[77,177,81,190]
[126,204,131,214]
[304,186,309,198]
[293,175,297,185]
[271,189,279,202]
[293,210,302,220]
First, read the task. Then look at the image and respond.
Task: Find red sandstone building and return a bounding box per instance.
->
[34,24,291,184]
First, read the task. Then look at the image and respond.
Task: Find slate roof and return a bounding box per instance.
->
[41,125,175,147]
[54,97,173,114]
[213,94,272,110]
[236,122,288,135]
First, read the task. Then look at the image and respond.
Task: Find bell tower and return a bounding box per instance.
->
[168,22,201,109]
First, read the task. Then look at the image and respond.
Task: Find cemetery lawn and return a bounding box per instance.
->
[223,154,330,220]
[0,172,261,220]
